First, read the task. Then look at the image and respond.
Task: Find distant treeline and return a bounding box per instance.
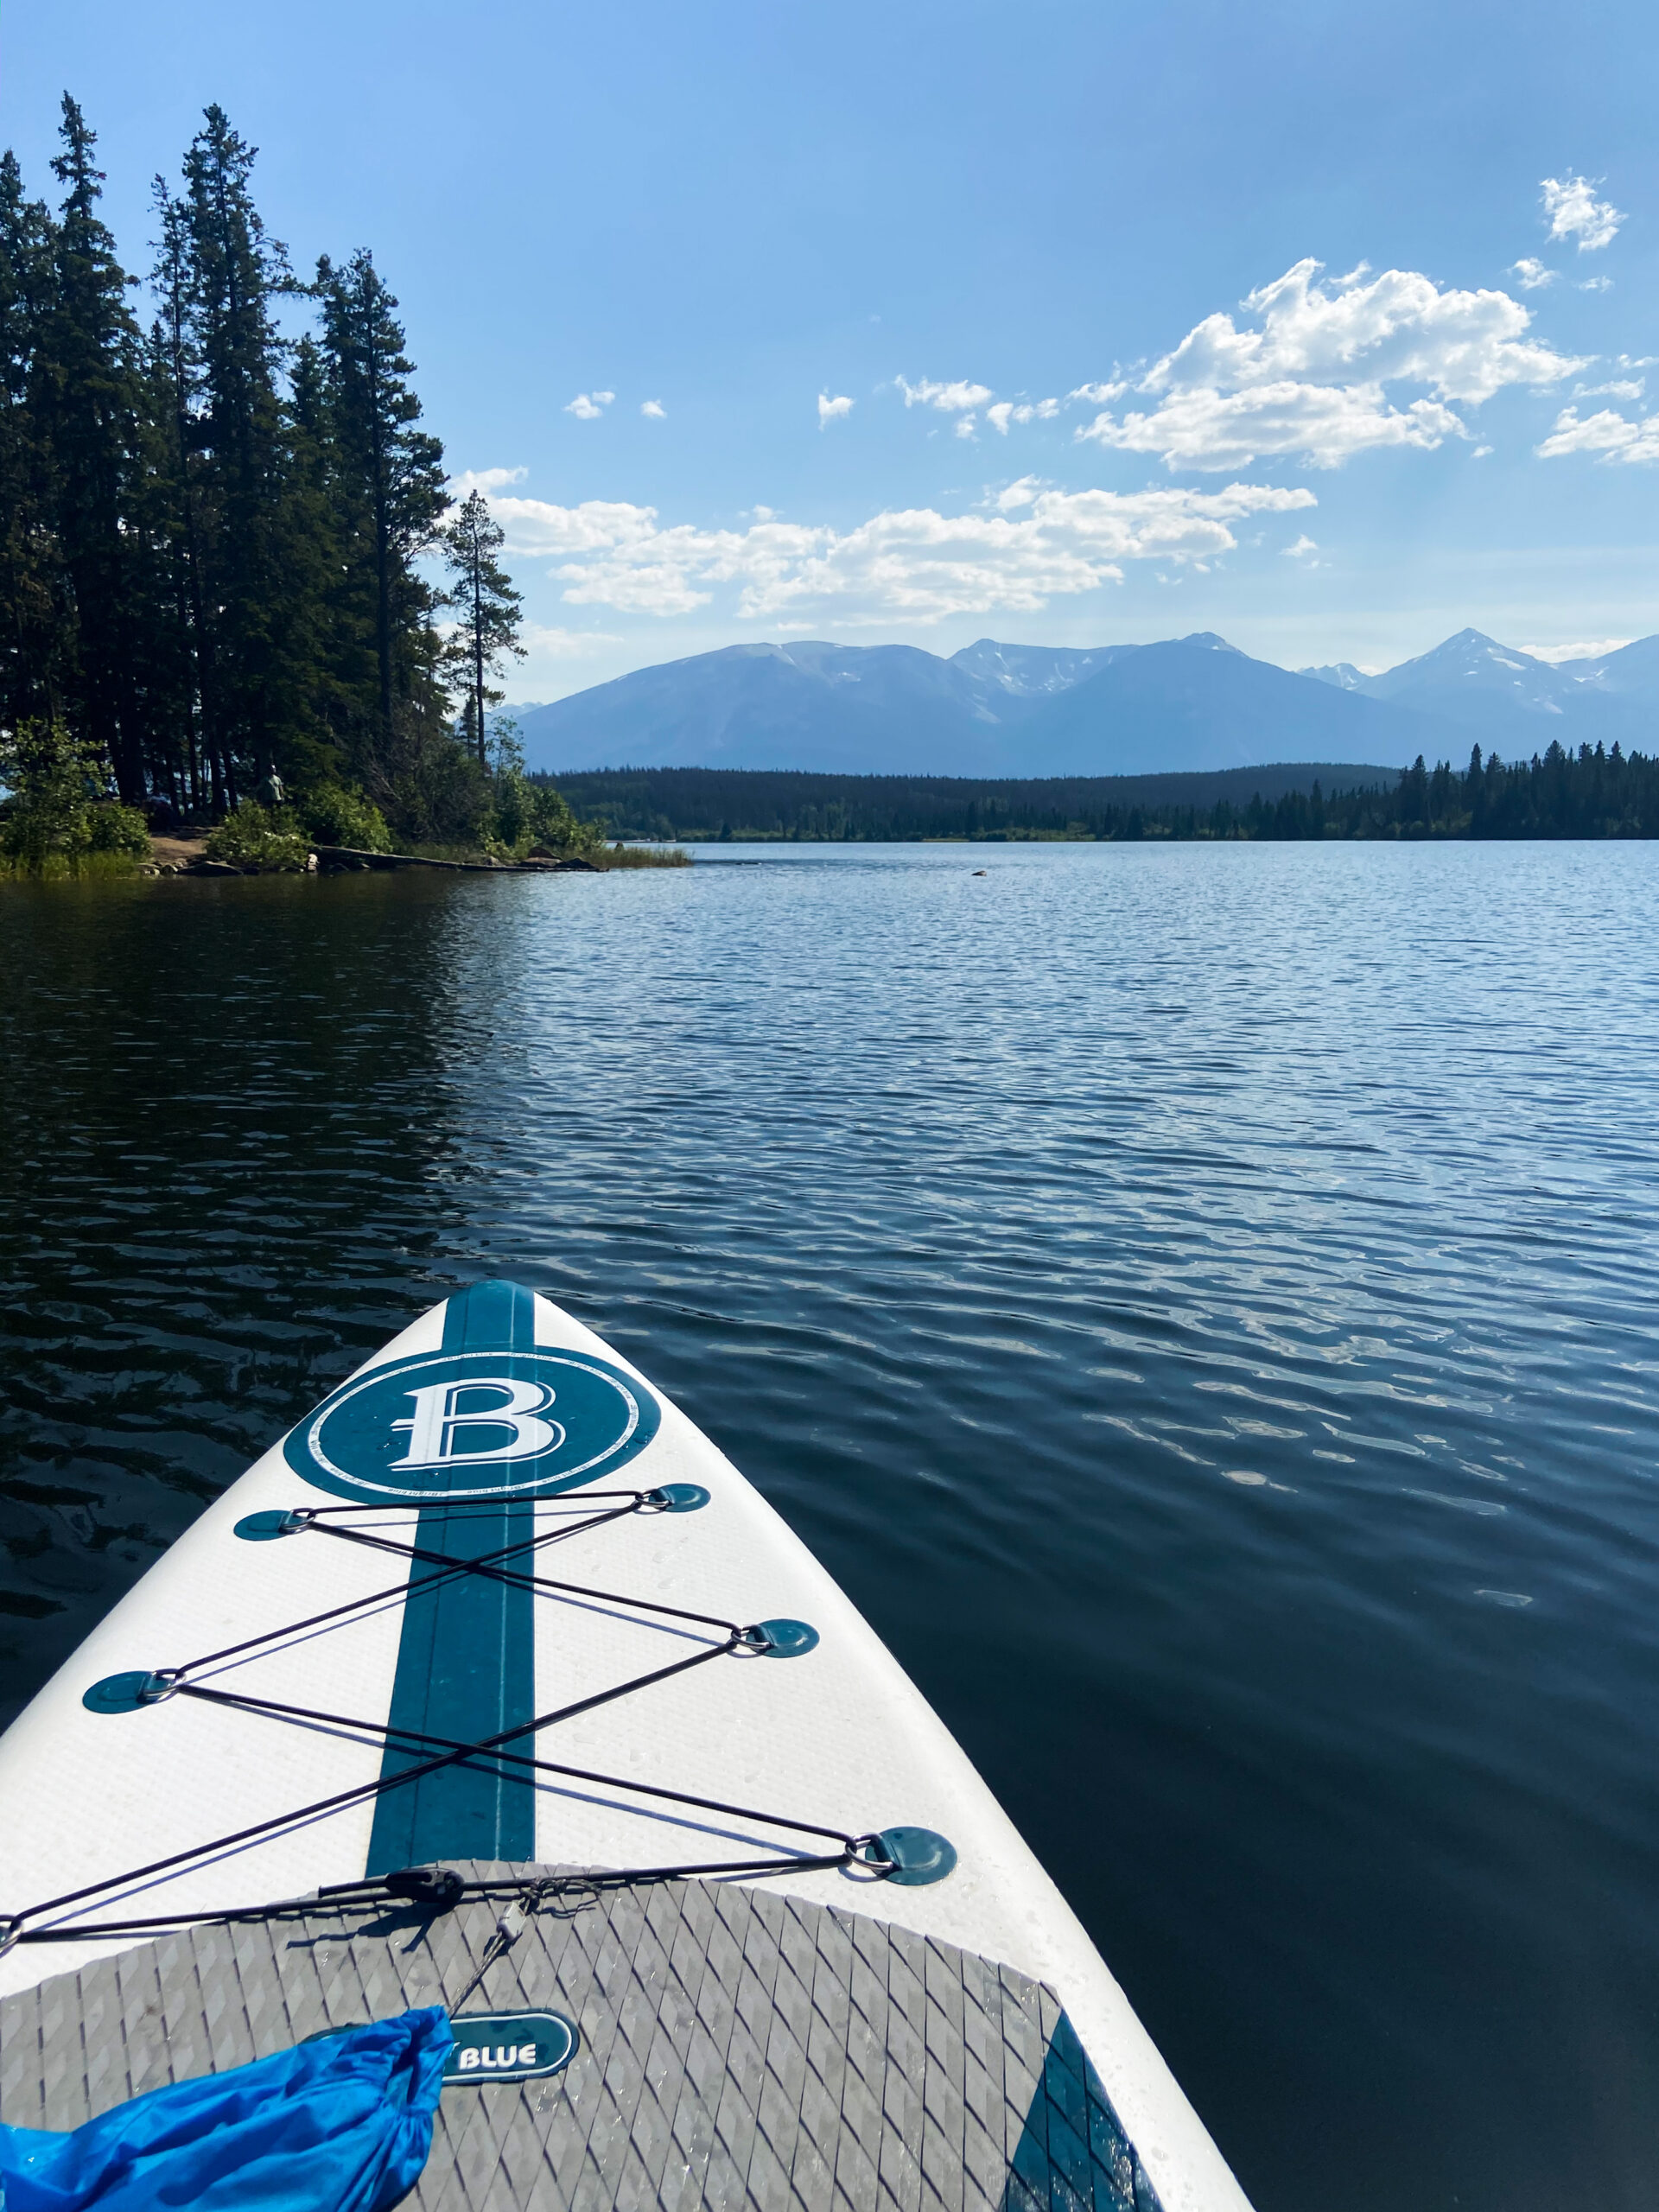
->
[2,98,493,841]
[544,742,1659,842]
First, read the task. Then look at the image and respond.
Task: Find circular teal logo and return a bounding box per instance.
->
[283,1348,661,1503]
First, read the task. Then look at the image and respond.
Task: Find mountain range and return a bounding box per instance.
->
[514,627,1659,779]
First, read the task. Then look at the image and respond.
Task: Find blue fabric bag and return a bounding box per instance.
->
[0,2006,451,2212]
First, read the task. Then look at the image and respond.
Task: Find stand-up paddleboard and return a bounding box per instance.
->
[0,1284,1251,2212]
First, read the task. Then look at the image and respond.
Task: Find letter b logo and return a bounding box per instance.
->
[388,1377,565,1471]
[285,1349,660,1503]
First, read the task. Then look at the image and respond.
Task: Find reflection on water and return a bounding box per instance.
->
[3,843,1659,2212]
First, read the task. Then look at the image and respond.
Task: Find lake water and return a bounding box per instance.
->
[3,840,1658,2210]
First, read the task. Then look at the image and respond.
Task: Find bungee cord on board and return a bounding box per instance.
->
[0,1484,952,1960]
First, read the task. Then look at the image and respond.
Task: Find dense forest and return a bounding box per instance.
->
[550,742,1659,842]
[0,95,577,867]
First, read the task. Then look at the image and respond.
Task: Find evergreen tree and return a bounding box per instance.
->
[438,489,524,765]
[315,250,447,748]
[147,176,216,810]
[36,97,148,800]
[269,331,351,787]
[0,150,61,740]
[177,105,293,798]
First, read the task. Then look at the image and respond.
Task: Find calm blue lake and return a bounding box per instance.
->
[3,840,1657,2210]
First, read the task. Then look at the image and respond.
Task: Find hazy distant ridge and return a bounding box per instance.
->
[515,626,1659,779]
[1299,629,1659,750]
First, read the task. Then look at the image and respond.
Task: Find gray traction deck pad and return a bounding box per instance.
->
[0,1863,1159,2212]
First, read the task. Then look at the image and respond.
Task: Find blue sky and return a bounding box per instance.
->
[5,0,1656,697]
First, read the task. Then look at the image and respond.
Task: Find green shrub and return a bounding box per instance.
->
[0,718,130,866]
[509,775,603,858]
[203,801,313,873]
[298,783,392,851]
[87,803,152,856]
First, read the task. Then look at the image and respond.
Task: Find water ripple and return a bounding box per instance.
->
[3,842,1659,2210]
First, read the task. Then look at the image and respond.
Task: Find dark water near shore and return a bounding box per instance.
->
[3,842,1659,2209]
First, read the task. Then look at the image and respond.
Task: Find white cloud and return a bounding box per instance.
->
[1083,381,1465,471]
[640,399,666,418]
[1536,405,1659,463]
[594,391,615,405]
[521,624,625,658]
[1576,377,1644,399]
[564,391,613,419]
[994,476,1044,511]
[954,416,978,440]
[1579,276,1614,293]
[985,397,1062,434]
[489,481,1315,624]
[1067,382,1128,405]
[1520,637,1633,664]
[1541,173,1624,252]
[1281,533,1319,559]
[817,392,855,426]
[1073,257,1586,470]
[896,377,994,412]
[1510,257,1556,290]
[450,465,527,495]
[1471,443,1494,457]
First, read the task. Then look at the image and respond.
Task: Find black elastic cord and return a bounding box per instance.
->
[5,1850,874,1946]
[0,1491,858,1951]
[308,1519,744,1636]
[6,1637,740,1939]
[178,1499,645,1676]
[173,1680,855,1846]
[292,1491,671,1520]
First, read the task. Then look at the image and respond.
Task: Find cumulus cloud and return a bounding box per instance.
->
[1067,382,1128,405]
[817,392,855,426]
[640,399,666,418]
[1511,257,1556,290]
[985,397,1062,434]
[1576,377,1644,399]
[564,391,613,419]
[1541,173,1624,252]
[487,481,1315,624]
[1281,533,1319,559]
[450,466,527,495]
[1073,257,1585,470]
[1580,276,1613,293]
[1536,406,1659,463]
[896,377,994,411]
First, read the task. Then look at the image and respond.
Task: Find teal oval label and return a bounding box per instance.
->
[283,1347,660,1503]
[444,2008,576,2084]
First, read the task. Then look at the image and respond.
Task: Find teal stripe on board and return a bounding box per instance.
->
[1001,2011,1161,2212]
[365,1281,540,1874]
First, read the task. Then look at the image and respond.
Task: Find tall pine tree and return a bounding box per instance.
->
[439,489,524,765]
[0,151,62,740]
[177,106,292,798]
[37,97,148,801]
[316,250,447,753]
